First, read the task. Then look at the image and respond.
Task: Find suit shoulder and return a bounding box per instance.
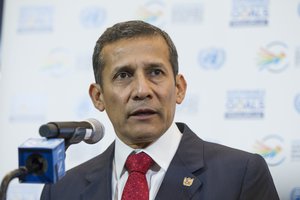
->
[202,140,269,173]
[42,142,114,192]
[64,142,114,180]
[178,123,265,166]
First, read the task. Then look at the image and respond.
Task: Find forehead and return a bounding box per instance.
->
[101,36,170,67]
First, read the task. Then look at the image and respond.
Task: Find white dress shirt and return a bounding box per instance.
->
[112,122,182,200]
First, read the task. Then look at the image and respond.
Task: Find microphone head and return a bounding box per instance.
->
[84,118,105,144]
[39,123,59,138]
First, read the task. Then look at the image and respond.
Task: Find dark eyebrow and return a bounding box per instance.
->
[111,65,133,75]
[111,61,167,77]
[144,62,166,69]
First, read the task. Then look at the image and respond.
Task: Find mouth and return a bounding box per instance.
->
[129,108,157,119]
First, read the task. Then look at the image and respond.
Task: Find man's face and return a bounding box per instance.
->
[89,36,186,148]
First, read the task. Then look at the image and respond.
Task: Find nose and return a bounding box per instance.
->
[132,73,152,100]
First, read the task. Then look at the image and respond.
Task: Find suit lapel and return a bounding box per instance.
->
[155,123,205,200]
[77,123,205,200]
[80,143,115,200]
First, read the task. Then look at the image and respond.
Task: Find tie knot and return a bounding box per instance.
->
[125,152,154,174]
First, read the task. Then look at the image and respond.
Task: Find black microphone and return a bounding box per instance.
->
[39,118,105,145]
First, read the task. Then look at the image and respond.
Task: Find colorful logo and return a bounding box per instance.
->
[80,6,106,29]
[257,41,289,73]
[225,90,265,119]
[41,47,75,77]
[230,0,269,27]
[136,1,166,27]
[17,6,54,33]
[295,94,300,114]
[254,135,285,166]
[171,2,203,24]
[198,48,225,70]
[291,187,300,200]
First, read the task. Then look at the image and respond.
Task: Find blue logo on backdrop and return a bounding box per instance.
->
[198,48,225,70]
[291,187,300,200]
[294,94,300,114]
[80,7,106,29]
[230,0,269,27]
[225,90,265,119]
[17,6,54,33]
[171,2,204,24]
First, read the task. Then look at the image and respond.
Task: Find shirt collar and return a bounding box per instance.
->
[114,122,182,179]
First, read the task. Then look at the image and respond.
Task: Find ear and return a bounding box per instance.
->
[89,83,105,111]
[175,74,187,104]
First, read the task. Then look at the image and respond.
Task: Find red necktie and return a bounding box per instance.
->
[121,152,154,200]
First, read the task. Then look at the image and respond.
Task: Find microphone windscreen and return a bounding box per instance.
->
[84,118,105,144]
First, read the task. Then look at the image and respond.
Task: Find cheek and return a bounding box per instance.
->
[105,101,124,127]
[103,92,127,114]
[161,87,177,110]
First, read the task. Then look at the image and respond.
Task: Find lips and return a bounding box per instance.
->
[129,108,157,117]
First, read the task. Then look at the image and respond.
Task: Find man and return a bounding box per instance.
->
[41,20,279,200]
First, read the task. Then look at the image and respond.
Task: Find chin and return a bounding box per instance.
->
[133,131,162,143]
[131,137,157,148]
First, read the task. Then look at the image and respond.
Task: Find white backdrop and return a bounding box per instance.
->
[0,0,300,199]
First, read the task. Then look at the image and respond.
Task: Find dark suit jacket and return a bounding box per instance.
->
[41,123,279,200]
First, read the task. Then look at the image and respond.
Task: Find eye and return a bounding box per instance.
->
[114,71,132,80]
[119,72,130,78]
[150,69,163,76]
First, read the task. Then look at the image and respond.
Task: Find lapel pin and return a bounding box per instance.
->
[183,177,194,186]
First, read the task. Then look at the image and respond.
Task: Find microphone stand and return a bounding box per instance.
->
[0,167,28,200]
